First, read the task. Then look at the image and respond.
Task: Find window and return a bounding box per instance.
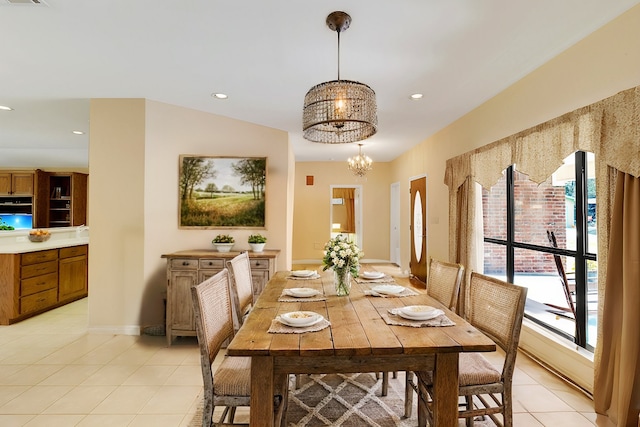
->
[482,151,597,350]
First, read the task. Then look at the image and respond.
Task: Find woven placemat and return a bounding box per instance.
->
[363,287,419,298]
[383,309,455,327]
[354,275,396,284]
[278,290,327,303]
[287,273,321,280]
[268,317,331,334]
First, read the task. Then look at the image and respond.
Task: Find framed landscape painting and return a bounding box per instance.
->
[179,155,266,228]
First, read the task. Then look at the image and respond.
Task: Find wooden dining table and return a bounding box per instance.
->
[226,268,496,426]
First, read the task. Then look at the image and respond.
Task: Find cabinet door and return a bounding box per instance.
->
[251,270,269,300]
[0,173,11,195]
[59,255,88,302]
[168,270,197,332]
[12,173,34,195]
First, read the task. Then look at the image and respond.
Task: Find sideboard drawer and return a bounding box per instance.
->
[250,258,270,270]
[199,259,225,270]
[170,258,198,269]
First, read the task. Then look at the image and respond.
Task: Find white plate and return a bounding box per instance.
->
[285,288,320,298]
[291,270,315,277]
[372,284,405,295]
[279,311,323,327]
[362,271,385,279]
[398,305,442,321]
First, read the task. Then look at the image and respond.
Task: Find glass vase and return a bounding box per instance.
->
[333,268,352,296]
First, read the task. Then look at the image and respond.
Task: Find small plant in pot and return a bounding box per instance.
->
[212,234,235,252]
[247,233,267,252]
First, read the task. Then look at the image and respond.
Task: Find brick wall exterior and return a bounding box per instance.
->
[482,171,568,274]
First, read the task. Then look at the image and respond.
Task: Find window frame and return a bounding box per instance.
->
[483,151,596,350]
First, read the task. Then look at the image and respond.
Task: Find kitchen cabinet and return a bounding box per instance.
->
[42,172,88,228]
[58,245,88,302]
[0,172,34,196]
[162,249,279,345]
[0,244,89,325]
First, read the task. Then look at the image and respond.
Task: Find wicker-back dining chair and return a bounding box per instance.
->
[191,268,251,426]
[226,252,254,333]
[403,257,465,416]
[426,257,465,312]
[416,272,527,427]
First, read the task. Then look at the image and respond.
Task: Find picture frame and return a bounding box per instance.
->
[178,155,266,229]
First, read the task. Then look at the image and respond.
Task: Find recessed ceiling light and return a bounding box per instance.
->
[410,93,423,100]
[211,93,228,99]
[72,130,85,135]
[0,105,13,111]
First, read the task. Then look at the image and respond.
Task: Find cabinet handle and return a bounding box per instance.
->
[38,281,47,286]
[207,262,214,266]
[37,298,45,302]
[182,261,189,266]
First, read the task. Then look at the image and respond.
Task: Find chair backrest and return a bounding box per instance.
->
[226,252,254,332]
[190,268,235,393]
[466,272,528,381]
[427,258,464,312]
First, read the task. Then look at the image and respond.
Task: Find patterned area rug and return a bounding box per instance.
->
[189,372,498,426]
[286,373,415,426]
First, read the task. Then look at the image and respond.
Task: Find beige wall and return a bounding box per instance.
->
[391,4,640,272]
[88,99,292,332]
[388,4,640,392]
[293,162,391,262]
[88,99,146,333]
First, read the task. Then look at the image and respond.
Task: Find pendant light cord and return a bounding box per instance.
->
[337,30,341,81]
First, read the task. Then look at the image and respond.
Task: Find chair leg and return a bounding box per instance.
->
[503,389,513,427]
[381,371,389,396]
[417,380,427,427]
[203,398,214,427]
[404,371,414,418]
[465,396,473,427]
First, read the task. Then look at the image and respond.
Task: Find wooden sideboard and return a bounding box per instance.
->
[161,249,279,345]
[0,244,88,325]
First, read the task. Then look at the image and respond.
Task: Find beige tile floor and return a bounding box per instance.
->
[0,296,611,426]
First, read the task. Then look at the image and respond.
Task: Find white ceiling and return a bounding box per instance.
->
[1,0,638,169]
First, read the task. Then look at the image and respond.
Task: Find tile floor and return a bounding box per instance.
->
[0,297,612,426]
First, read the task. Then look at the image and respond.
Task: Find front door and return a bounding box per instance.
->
[410,176,427,282]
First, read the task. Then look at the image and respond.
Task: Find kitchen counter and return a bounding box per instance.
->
[0,226,90,324]
[0,227,89,254]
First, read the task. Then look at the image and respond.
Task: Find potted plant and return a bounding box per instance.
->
[247,233,267,252]
[212,234,235,252]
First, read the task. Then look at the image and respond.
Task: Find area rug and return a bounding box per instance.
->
[189,372,497,426]
[286,373,414,426]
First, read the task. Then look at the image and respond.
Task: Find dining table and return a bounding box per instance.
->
[226,267,496,426]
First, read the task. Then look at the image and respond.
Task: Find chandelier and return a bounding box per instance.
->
[347,144,373,177]
[302,11,378,144]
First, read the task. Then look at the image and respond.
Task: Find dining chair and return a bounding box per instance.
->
[426,257,465,312]
[415,272,528,427]
[226,252,255,333]
[403,257,465,416]
[190,268,251,426]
